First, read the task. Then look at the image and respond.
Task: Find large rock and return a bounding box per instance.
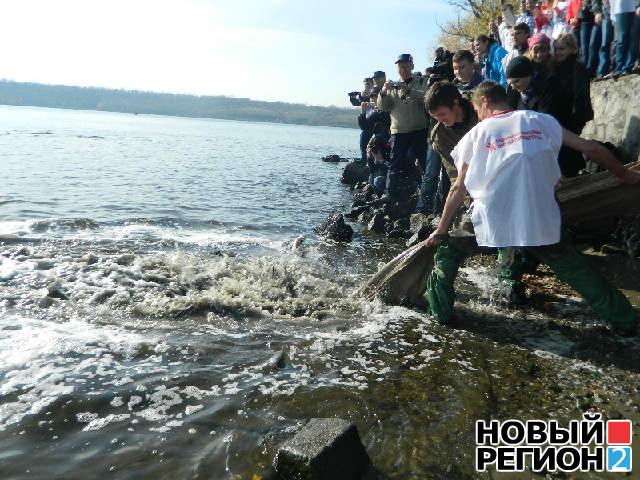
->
[367,211,386,234]
[314,211,353,242]
[583,75,640,162]
[274,418,371,480]
[322,154,349,163]
[341,160,369,186]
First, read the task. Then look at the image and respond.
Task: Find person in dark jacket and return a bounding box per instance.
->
[506,55,584,177]
[553,33,594,134]
[357,88,391,162]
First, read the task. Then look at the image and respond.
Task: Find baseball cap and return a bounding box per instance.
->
[372,70,386,78]
[395,54,413,64]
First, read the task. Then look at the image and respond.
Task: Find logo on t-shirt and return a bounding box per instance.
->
[485,130,544,152]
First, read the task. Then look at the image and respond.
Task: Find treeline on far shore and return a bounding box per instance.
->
[0,80,357,129]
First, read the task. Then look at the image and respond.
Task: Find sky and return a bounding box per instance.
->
[1,0,456,108]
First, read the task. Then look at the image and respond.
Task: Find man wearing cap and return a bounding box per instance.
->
[423,80,640,336]
[378,54,431,200]
[372,71,386,89]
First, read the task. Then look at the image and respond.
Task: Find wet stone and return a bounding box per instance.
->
[274,418,371,480]
[367,212,386,234]
[340,160,369,186]
[345,206,369,220]
[406,224,434,248]
[314,211,353,243]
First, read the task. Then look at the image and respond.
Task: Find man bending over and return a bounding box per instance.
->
[424,81,640,336]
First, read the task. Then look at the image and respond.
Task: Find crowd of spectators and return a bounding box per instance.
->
[352,0,639,214]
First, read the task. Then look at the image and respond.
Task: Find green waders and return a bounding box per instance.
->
[426,213,637,335]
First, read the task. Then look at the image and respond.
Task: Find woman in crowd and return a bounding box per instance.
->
[554,33,594,134]
[533,2,554,36]
[528,33,555,73]
[476,34,508,86]
[552,0,571,38]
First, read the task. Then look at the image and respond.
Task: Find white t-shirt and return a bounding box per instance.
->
[611,0,636,15]
[451,110,563,247]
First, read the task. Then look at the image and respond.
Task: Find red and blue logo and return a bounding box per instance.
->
[607,420,632,472]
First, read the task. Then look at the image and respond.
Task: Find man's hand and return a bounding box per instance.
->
[570,17,579,26]
[595,13,602,25]
[424,230,447,247]
[619,169,640,184]
[382,80,394,95]
[361,101,367,115]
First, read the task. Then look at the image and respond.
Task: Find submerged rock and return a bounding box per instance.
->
[321,154,348,163]
[314,211,353,243]
[274,418,371,480]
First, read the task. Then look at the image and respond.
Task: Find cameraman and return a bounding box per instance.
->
[348,77,374,107]
[377,53,431,200]
[357,88,390,162]
[428,47,455,86]
[366,135,390,196]
[372,71,386,89]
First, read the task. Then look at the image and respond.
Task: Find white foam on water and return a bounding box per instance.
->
[0,314,159,431]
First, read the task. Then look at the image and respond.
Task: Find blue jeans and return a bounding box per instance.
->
[369,174,386,196]
[360,130,372,162]
[416,144,442,214]
[387,129,428,200]
[614,12,640,74]
[597,9,614,77]
[580,22,601,77]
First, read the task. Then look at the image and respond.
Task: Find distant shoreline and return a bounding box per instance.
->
[0,80,358,129]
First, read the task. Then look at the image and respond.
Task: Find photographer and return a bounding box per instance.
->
[372,71,386,89]
[428,47,455,86]
[377,53,431,200]
[357,88,391,162]
[366,135,390,196]
[348,77,374,107]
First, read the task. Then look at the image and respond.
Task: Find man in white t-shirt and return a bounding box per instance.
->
[423,81,640,336]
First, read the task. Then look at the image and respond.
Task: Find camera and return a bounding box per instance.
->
[348,91,371,106]
[393,81,403,89]
[348,91,361,107]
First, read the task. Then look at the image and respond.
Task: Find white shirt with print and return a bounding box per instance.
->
[452,110,563,247]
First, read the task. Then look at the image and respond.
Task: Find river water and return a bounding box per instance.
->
[1,106,639,480]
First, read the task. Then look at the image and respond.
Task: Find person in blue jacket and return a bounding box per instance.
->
[475,34,508,87]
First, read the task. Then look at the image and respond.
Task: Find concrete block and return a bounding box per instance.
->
[274,418,371,480]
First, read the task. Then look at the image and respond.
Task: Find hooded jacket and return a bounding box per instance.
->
[483,42,508,87]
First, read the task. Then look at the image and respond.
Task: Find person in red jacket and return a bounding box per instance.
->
[566,0,582,45]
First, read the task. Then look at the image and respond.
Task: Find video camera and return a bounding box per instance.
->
[348,91,370,106]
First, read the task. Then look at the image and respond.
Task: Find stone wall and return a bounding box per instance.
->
[582,75,640,162]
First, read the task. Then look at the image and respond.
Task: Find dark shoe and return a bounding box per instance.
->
[498,281,526,306]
